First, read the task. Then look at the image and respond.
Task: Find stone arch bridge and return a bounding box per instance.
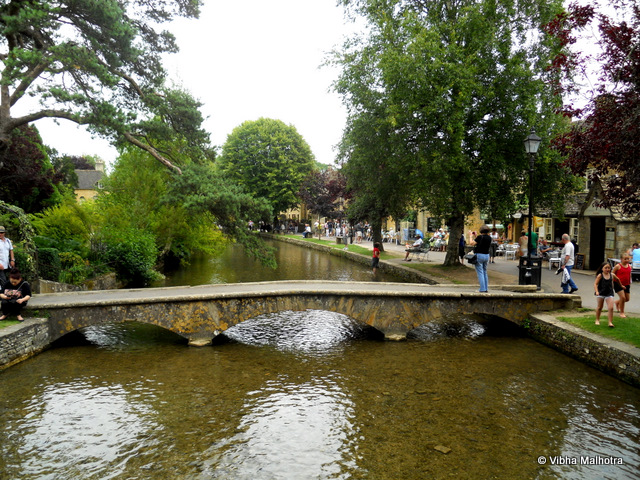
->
[27,281,581,346]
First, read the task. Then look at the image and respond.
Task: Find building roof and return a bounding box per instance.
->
[76,170,105,190]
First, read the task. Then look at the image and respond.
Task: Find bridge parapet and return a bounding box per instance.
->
[27,281,581,345]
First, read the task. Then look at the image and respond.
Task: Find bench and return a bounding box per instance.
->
[407,248,429,262]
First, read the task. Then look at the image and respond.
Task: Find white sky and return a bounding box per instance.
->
[35,1,356,168]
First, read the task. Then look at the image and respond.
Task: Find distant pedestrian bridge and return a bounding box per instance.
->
[27,281,581,345]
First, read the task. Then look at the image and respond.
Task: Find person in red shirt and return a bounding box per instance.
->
[613,254,632,318]
[371,242,381,275]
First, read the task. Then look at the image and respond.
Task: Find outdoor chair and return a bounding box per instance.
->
[505,244,518,260]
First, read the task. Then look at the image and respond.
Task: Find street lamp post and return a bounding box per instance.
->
[521,130,541,285]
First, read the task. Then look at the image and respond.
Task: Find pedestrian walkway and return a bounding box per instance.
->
[366,238,640,316]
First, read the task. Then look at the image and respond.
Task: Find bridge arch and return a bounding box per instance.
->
[29,282,581,346]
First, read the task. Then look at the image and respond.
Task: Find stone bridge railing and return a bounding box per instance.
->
[27,281,581,345]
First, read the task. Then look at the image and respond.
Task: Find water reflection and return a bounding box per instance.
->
[156,241,404,286]
[222,310,381,356]
[202,377,358,480]
[8,380,158,480]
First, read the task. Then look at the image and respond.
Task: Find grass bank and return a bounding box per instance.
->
[0,319,20,329]
[557,314,640,348]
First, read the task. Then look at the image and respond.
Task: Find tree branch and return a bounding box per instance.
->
[9,59,52,107]
[123,131,182,174]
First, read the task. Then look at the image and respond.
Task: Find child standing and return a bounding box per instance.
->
[594,262,622,328]
[371,242,381,275]
[613,255,632,318]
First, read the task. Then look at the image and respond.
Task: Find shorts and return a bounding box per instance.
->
[616,284,631,294]
[371,257,380,268]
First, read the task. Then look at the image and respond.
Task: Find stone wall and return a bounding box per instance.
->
[528,313,640,387]
[0,318,50,370]
[36,273,118,294]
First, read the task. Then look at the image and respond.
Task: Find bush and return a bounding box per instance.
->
[37,247,61,281]
[98,227,161,286]
[13,246,31,278]
[59,251,90,285]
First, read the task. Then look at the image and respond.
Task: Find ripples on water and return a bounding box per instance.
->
[1,311,639,480]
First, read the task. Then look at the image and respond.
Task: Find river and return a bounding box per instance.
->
[0,239,639,479]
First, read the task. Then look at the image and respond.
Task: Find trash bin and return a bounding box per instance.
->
[518,256,542,289]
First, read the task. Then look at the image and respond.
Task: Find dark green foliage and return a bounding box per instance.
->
[167,164,276,268]
[37,248,61,281]
[59,252,90,285]
[98,227,160,287]
[0,125,64,213]
[13,247,29,278]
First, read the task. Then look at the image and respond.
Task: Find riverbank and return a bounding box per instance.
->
[268,233,640,387]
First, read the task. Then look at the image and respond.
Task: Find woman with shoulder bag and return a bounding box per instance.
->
[471,225,492,293]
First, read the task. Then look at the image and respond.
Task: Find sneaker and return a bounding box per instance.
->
[570,288,578,293]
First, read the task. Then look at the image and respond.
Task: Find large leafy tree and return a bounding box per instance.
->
[546,1,640,215]
[217,118,316,219]
[335,0,575,264]
[0,123,64,212]
[338,110,412,250]
[0,0,210,174]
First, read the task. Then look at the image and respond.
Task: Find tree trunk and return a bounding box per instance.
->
[443,213,465,266]
[371,217,384,251]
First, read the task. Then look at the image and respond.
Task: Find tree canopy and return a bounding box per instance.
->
[0,124,64,212]
[0,0,211,173]
[298,168,348,222]
[217,118,316,218]
[545,0,640,215]
[334,0,575,264]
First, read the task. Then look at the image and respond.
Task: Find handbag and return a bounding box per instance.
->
[464,253,477,264]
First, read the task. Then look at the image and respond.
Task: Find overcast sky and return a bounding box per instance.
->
[35,1,356,169]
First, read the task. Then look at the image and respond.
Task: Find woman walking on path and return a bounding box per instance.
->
[594,262,622,328]
[613,254,632,318]
[471,225,492,293]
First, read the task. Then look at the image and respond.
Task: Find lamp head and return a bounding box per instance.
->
[524,130,542,154]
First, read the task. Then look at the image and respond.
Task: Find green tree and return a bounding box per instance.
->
[217,118,316,219]
[167,164,276,267]
[338,111,411,250]
[97,148,225,265]
[0,0,209,173]
[335,0,576,264]
[0,124,65,212]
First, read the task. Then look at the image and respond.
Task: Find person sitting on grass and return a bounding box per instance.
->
[0,269,31,322]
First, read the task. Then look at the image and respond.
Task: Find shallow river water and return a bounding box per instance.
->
[1,240,639,479]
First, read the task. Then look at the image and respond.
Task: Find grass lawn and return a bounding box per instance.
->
[283,235,395,260]
[557,314,640,348]
[0,319,21,329]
